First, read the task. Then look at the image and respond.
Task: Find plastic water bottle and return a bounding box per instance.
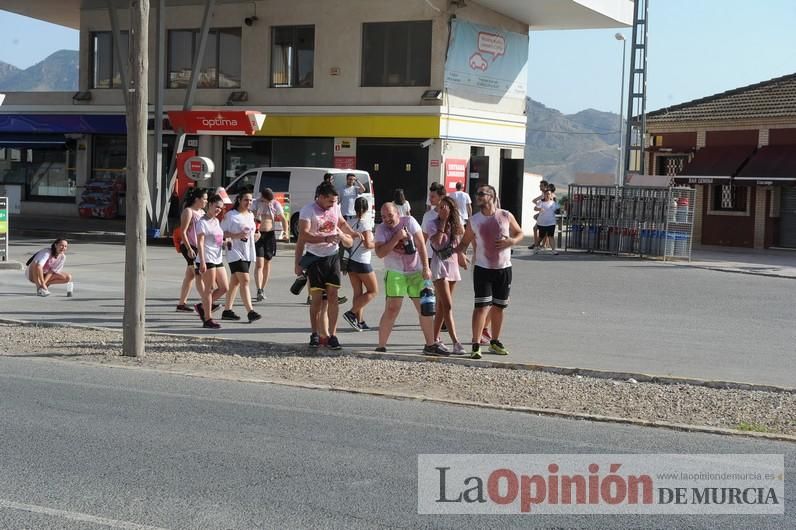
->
[403,229,416,255]
[420,280,436,316]
[290,274,308,295]
[66,282,74,297]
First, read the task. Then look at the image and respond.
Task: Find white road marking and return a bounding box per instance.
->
[0,499,168,529]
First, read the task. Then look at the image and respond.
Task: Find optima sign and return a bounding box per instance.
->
[167,111,266,136]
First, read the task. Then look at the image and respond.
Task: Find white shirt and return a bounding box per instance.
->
[449,190,472,221]
[394,201,411,217]
[220,209,256,263]
[470,210,512,270]
[31,249,65,274]
[421,208,438,257]
[195,217,224,265]
[536,200,557,226]
[340,186,360,217]
[348,218,373,264]
[299,202,341,257]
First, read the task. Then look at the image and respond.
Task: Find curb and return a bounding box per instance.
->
[0,261,23,271]
[674,263,796,280]
[41,357,796,444]
[2,317,794,395]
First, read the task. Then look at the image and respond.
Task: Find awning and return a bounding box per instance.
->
[673,145,756,184]
[735,145,796,184]
[0,114,126,134]
[0,134,68,149]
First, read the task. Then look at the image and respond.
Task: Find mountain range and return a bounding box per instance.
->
[1,50,619,185]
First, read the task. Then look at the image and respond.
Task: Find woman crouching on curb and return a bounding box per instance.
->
[194,194,229,329]
[26,238,73,297]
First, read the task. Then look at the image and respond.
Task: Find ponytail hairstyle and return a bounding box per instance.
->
[50,238,68,258]
[354,196,369,219]
[393,188,406,205]
[183,186,206,209]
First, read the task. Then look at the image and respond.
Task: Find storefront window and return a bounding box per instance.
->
[272,138,332,167]
[168,28,241,88]
[0,142,76,201]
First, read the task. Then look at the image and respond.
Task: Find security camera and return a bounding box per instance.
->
[244,16,258,26]
[420,139,434,148]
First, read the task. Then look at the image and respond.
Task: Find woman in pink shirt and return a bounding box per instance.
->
[26,238,72,297]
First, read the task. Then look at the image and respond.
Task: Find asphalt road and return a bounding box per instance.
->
[0,356,792,529]
[1,239,794,387]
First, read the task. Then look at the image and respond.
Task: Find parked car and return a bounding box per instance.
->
[223,167,375,240]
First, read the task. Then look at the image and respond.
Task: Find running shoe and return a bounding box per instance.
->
[480,328,492,345]
[452,342,467,355]
[375,346,387,353]
[423,344,449,356]
[176,304,193,312]
[489,339,510,356]
[211,303,220,312]
[433,341,450,354]
[342,310,360,331]
[221,309,241,321]
[470,343,482,359]
[327,335,342,350]
[247,310,262,323]
[255,289,265,302]
[203,319,221,329]
[337,296,348,305]
[309,333,320,348]
[37,287,50,297]
[358,321,371,331]
[194,303,206,323]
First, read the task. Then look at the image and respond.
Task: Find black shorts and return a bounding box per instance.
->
[180,244,197,266]
[538,224,555,237]
[255,231,277,260]
[195,261,224,273]
[473,265,512,308]
[347,260,373,274]
[228,260,251,274]
[306,253,341,292]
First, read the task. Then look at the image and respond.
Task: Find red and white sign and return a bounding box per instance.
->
[333,156,357,169]
[184,156,214,181]
[430,159,440,167]
[167,110,266,136]
[333,137,356,157]
[444,158,468,191]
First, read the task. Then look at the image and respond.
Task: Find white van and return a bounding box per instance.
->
[223,167,375,239]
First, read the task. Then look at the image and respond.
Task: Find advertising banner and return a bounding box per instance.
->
[0,196,7,262]
[444,20,528,100]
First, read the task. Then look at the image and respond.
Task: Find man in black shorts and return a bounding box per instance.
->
[455,184,523,359]
[294,181,359,349]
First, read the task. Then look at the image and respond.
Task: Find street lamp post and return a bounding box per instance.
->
[615,32,627,186]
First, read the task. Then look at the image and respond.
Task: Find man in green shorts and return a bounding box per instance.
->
[374,203,440,354]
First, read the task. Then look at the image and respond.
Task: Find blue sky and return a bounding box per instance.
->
[2,1,795,114]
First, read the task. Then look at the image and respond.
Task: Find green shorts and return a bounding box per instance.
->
[384,270,424,298]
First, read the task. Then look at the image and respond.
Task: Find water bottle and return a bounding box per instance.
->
[402,228,416,255]
[290,274,308,295]
[420,280,436,316]
[66,282,74,297]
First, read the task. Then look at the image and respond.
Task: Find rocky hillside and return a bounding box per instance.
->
[0,50,78,91]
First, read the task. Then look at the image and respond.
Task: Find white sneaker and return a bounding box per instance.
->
[37,287,50,297]
[452,342,467,355]
[434,341,450,354]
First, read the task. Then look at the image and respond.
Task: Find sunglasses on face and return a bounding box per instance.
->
[477,191,492,197]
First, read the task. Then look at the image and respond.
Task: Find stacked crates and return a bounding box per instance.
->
[565,185,695,260]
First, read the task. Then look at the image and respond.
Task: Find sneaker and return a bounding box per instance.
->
[552,250,559,255]
[375,346,387,353]
[255,289,265,302]
[211,303,220,312]
[221,309,241,321]
[337,295,348,305]
[247,310,262,323]
[176,304,194,312]
[527,243,536,250]
[470,343,482,359]
[37,287,50,297]
[423,344,449,356]
[480,328,492,345]
[203,319,221,329]
[433,341,450,354]
[489,339,510,356]
[358,321,371,331]
[309,333,320,348]
[327,335,342,350]
[452,342,467,355]
[194,303,206,322]
[342,310,360,331]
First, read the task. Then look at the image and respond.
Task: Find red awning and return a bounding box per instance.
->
[735,145,796,183]
[674,146,755,184]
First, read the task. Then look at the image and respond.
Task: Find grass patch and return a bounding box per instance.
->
[736,421,770,433]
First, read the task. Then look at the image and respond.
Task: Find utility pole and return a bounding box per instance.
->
[123,0,150,357]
